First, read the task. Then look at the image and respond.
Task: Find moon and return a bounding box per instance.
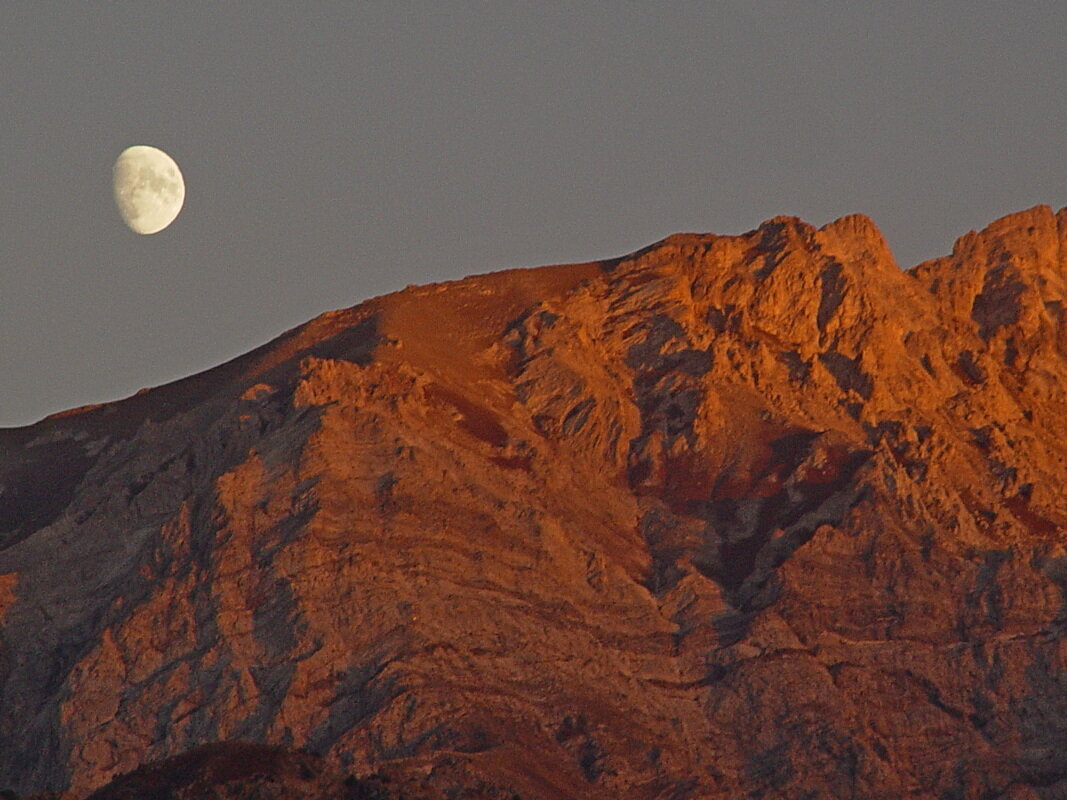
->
[113,145,185,234]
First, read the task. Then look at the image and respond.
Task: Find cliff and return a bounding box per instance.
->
[4,206,1067,799]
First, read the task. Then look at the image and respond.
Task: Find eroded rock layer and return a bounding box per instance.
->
[4,206,1067,799]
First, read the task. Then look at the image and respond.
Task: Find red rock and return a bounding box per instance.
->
[4,207,1067,798]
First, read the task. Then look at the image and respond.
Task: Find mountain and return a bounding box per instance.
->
[4,206,1067,800]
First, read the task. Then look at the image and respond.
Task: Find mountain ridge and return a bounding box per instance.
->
[4,205,1067,799]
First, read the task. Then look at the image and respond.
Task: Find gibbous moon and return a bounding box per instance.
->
[113,145,185,234]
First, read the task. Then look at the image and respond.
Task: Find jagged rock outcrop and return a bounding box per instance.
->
[3,206,1067,799]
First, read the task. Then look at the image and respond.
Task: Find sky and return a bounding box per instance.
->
[2,4,1066,427]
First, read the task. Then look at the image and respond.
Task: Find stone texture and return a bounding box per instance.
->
[4,206,1067,798]
[81,742,394,800]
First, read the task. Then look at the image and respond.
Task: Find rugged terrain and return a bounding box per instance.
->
[4,205,1067,799]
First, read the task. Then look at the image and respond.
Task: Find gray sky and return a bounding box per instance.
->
[2,4,1066,427]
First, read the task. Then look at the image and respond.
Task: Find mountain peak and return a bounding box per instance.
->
[5,207,1067,799]
[817,213,896,270]
[910,204,1067,355]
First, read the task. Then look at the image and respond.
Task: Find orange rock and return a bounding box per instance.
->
[3,207,1067,799]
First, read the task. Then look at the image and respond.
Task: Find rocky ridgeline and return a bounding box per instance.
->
[3,206,1067,799]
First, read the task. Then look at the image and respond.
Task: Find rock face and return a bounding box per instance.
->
[83,742,394,800]
[4,206,1067,799]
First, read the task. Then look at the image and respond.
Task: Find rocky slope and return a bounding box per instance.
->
[4,206,1067,799]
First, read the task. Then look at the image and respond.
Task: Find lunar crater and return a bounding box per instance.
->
[113,145,185,234]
